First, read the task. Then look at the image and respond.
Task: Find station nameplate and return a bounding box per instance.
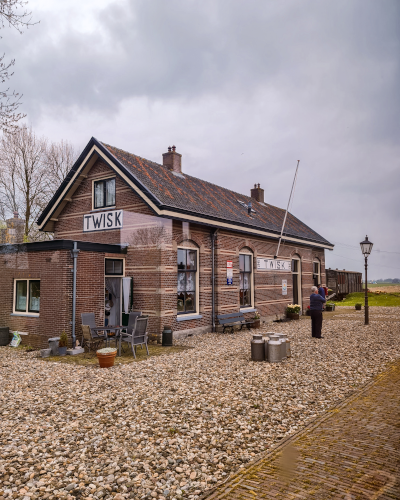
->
[83,210,123,232]
[257,258,291,271]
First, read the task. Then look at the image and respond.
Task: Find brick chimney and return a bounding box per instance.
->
[250,183,264,203]
[162,145,182,174]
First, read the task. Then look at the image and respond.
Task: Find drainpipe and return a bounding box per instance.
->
[211,229,218,332]
[71,241,80,348]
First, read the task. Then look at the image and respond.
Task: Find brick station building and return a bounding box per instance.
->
[0,138,333,348]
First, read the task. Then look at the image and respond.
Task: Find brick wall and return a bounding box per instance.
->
[0,156,327,346]
[0,249,72,349]
[53,156,326,339]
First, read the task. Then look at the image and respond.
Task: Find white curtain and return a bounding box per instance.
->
[105,278,121,299]
[122,277,132,314]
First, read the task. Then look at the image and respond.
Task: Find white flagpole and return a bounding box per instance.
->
[274,160,300,259]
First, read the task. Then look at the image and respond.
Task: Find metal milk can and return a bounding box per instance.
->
[277,333,288,360]
[268,339,281,363]
[251,335,265,361]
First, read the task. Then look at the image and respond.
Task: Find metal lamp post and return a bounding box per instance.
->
[360,235,373,325]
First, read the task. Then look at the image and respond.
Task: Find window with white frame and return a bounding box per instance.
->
[94,178,116,209]
[177,248,197,314]
[239,253,253,308]
[105,258,124,276]
[313,259,321,286]
[292,256,302,306]
[14,279,40,314]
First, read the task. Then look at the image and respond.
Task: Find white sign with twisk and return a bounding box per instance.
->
[83,210,123,232]
[257,258,291,271]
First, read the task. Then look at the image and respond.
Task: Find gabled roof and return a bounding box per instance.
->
[37,137,333,249]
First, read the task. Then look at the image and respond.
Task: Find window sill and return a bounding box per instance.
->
[240,307,256,313]
[91,206,116,213]
[11,313,40,318]
[177,314,203,322]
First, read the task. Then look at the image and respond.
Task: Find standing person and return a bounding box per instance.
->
[318,284,326,299]
[310,286,326,338]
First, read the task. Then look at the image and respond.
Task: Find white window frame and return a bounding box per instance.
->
[313,259,321,286]
[239,249,254,311]
[177,246,199,316]
[13,279,40,316]
[104,257,125,277]
[291,255,302,308]
[92,176,117,211]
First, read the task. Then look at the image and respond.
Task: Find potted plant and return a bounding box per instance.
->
[58,331,68,356]
[97,347,117,368]
[251,311,261,329]
[355,303,362,311]
[305,305,311,316]
[286,304,301,320]
[325,302,335,312]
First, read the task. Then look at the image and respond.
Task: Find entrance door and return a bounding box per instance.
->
[105,277,122,326]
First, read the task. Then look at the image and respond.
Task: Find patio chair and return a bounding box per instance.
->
[126,311,142,330]
[119,315,149,358]
[81,324,106,354]
[81,313,108,350]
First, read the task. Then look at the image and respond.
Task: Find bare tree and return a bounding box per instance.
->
[0,1,38,133]
[0,125,47,240]
[0,0,34,31]
[44,139,77,187]
[0,126,76,241]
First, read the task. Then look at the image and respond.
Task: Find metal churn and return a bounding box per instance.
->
[251,335,265,361]
[268,338,281,363]
[276,333,287,360]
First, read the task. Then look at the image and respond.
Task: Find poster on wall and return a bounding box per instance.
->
[282,280,287,295]
[257,258,291,271]
[227,260,233,285]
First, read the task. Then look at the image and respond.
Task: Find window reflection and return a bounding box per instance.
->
[177,248,197,314]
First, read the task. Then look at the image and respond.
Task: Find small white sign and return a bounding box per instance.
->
[83,210,123,232]
[227,260,233,285]
[257,258,291,271]
[282,280,287,295]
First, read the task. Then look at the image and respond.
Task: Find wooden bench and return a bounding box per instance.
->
[217,312,253,333]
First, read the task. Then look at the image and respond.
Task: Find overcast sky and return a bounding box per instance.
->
[3,0,400,279]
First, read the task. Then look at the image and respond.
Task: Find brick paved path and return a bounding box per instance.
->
[205,359,400,500]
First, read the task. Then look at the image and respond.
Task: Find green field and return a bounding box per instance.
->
[333,292,400,307]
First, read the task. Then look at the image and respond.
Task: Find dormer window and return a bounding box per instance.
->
[94,178,116,209]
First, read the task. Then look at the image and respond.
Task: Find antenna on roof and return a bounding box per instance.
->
[274,160,300,259]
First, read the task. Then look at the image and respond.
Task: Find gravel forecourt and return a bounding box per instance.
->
[0,307,399,500]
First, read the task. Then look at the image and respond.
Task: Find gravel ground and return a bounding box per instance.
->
[0,307,399,500]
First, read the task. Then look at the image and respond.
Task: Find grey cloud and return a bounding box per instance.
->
[1,0,399,278]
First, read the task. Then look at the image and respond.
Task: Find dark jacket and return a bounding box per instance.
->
[318,286,326,299]
[310,293,326,311]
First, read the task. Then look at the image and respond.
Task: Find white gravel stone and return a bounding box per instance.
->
[0,306,399,498]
